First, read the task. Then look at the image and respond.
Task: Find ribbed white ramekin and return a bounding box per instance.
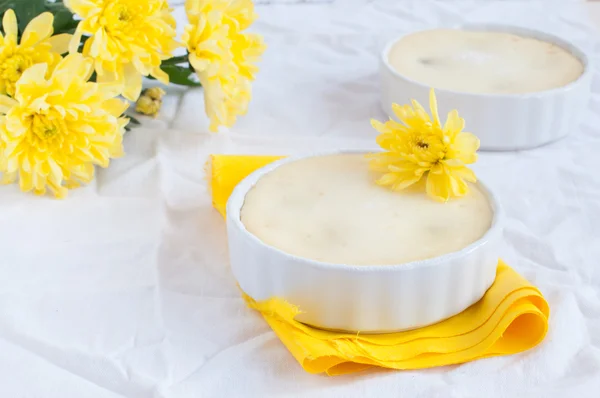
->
[380,24,593,151]
[226,151,503,333]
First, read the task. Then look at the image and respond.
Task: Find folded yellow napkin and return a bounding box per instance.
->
[208,154,550,376]
[208,154,284,218]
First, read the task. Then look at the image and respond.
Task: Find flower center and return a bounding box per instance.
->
[101,0,141,32]
[411,134,435,151]
[0,53,33,96]
[118,7,131,22]
[405,131,446,164]
[31,114,66,141]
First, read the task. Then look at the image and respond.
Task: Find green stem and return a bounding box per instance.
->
[162,55,189,66]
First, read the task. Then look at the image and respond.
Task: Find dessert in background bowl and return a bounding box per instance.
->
[388,29,584,95]
[380,24,592,150]
[226,151,503,333]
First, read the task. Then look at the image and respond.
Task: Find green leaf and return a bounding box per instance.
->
[0,0,46,33]
[160,65,201,87]
[124,114,141,132]
[160,55,189,66]
[0,0,78,36]
[0,0,17,13]
[127,115,141,125]
[51,7,79,34]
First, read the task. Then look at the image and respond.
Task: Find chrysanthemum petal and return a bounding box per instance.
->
[21,12,54,46]
[122,63,143,101]
[448,165,477,183]
[371,119,390,135]
[2,9,18,39]
[188,53,210,74]
[446,132,479,164]
[387,160,421,173]
[69,24,84,54]
[0,171,16,184]
[33,167,45,191]
[230,32,265,80]
[367,152,399,172]
[459,132,480,156]
[426,166,451,202]
[0,95,17,113]
[375,164,423,191]
[429,88,441,128]
[410,99,430,123]
[151,66,169,85]
[96,69,119,84]
[49,180,68,199]
[392,176,421,191]
[56,52,91,79]
[103,98,129,117]
[15,64,48,89]
[376,173,398,186]
[19,169,33,192]
[47,33,72,54]
[64,0,98,17]
[448,173,469,196]
[391,103,410,125]
[186,0,258,32]
[89,28,104,57]
[97,82,124,99]
[443,110,465,139]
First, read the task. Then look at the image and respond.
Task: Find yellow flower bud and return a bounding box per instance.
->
[144,87,166,101]
[135,87,166,118]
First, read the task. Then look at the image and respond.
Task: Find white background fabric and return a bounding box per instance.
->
[1,1,600,397]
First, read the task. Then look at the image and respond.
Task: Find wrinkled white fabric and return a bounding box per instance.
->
[1,1,599,397]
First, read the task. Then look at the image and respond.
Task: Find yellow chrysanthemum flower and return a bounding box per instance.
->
[0,53,129,198]
[185,0,257,30]
[230,30,264,81]
[65,0,179,101]
[0,9,71,97]
[183,8,233,78]
[202,73,252,131]
[183,0,265,132]
[369,89,480,202]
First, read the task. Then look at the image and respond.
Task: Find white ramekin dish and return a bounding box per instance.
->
[380,24,593,151]
[226,151,504,333]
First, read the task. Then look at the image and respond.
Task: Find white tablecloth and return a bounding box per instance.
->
[1,1,600,397]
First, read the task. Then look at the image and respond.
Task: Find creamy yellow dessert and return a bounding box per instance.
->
[388,29,584,94]
[241,154,493,265]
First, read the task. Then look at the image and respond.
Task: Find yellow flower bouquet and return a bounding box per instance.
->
[0,0,265,197]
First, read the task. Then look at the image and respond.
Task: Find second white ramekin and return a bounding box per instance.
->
[227,151,503,333]
[380,24,593,151]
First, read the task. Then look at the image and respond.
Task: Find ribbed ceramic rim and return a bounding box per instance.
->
[227,150,504,273]
[381,23,592,99]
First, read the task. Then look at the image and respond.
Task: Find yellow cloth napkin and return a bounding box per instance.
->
[208,154,550,376]
[208,154,284,218]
